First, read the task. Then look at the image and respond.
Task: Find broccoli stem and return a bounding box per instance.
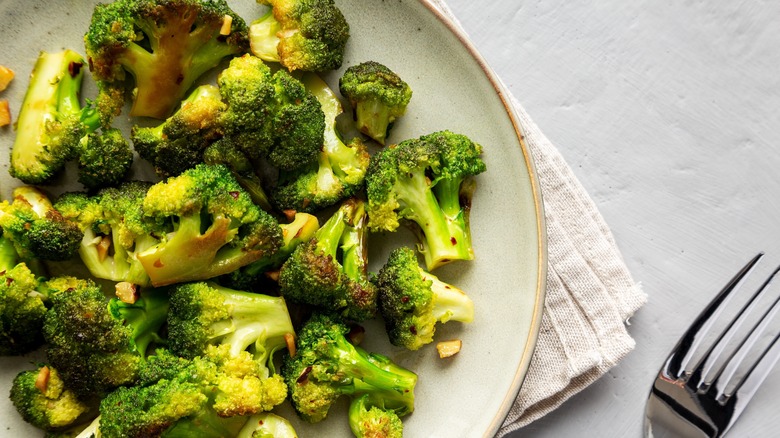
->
[421,268,475,323]
[249,9,282,63]
[110,289,170,357]
[316,208,348,258]
[213,286,294,363]
[355,97,393,144]
[340,205,368,282]
[398,172,473,270]
[0,236,17,271]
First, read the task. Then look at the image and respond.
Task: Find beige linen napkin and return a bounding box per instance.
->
[429,1,648,435]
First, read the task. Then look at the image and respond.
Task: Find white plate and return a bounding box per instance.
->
[0,0,546,436]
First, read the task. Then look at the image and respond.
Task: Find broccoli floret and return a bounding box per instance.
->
[84,0,249,119]
[45,415,102,438]
[76,127,134,189]
[278,198,378,321]
[203,139,273,212]
[339,61,412,145]
[249,0,350,72]
[43,282,169,398]
[281,313,417,423]
[9,50,98,184]
[376,246,474,350]
[237,412,298,438]
[273,73,370,213]
[9,50,128,187]
[0,247,46,355]
[136,164,283,286]
[217,54,324,171]
[0,186,82,262]
[348,393,404,438]
[10,365,95,433]
[166,282,296,416]
[54,182,162,286]
[365,130,487,270]
[132,84,226,178]
[221,212,319,291]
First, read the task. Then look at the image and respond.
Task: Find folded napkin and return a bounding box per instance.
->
[429,1,648,435]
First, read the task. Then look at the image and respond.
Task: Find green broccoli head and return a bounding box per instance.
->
[376,247,474,350]
[0,186,82,262]
[273,73,370,213]
[221,212,319,292]
[281,313,417,423]
[203,138,274,212]
[339,61,413,144]
[349,393,404,438]
[9,50,97,184]
[365,130,487,270]
[43,282,169,398]
[54,182,163,286]
[250,0,350,72]
[84,0,249,119]
[77,128,134,189]
[217,54,325,172]
[168,282,295,367]
[10,365,95,432]
[132,84,226,178]
[137,164,283,286]
[279,198,378,321]
[0,255,46,355]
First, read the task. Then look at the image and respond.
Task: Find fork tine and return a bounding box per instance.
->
[700,265,780,394]
[717,330,780,436]
[667,253,764,378]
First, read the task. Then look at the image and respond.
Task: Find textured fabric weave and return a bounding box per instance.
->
[429,1,648,434]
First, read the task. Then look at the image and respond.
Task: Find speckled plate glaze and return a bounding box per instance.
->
[0,0,546,436]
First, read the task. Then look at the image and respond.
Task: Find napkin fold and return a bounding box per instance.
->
[429,1,648,435]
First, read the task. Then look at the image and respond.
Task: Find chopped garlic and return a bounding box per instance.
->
[0,65,13,92]
[0,99,10,127]
[436,340,462,358]
[220,15,233,35]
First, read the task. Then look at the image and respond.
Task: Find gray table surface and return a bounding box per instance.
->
[443,1,780,437]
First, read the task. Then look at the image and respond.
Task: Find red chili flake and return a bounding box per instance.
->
[450,237,457,245]
[229,191,240,199]
[154,259,164,268]
[0,270,5,276]
[409,325,417,335]
[297,366,313,384]
[401,296,409,303]
[176,74,184,85]
[6,277,13,286]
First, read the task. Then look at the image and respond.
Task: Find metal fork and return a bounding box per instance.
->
[644,253,780,437]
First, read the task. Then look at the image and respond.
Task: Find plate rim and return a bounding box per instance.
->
[415,1,549,435]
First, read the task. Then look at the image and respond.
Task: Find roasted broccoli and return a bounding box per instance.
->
[99,348,278,438]
[221,212,319,292]
[218,54,324,171]
[167,282,293,415]
[249,0,350,72]
[281,313,417,423]
[84,0,249,119]
[376,246,474,350]
[0,186,82,262]
[136,164,283,286]
[238,412,298,438]
[349,393,404,438]
[9,50,132,186]
[273,73,370,213]
[365,130,487,270]
[131,84,225,178]
[279,198,378,321]
[43,281,169,398]
[10,365,95,433]
[339,61,412,144]
[54,182,162,286]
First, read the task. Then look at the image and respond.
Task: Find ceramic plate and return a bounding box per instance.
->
[0,0,546,436]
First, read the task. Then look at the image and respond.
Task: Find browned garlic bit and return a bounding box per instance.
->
[0,65,13,92]
[436,340,462,358]
[220,15,233,36]
[115,282,139,304]
[34,366,50,393]
[284,332,296,357]
[0,100,10,127]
